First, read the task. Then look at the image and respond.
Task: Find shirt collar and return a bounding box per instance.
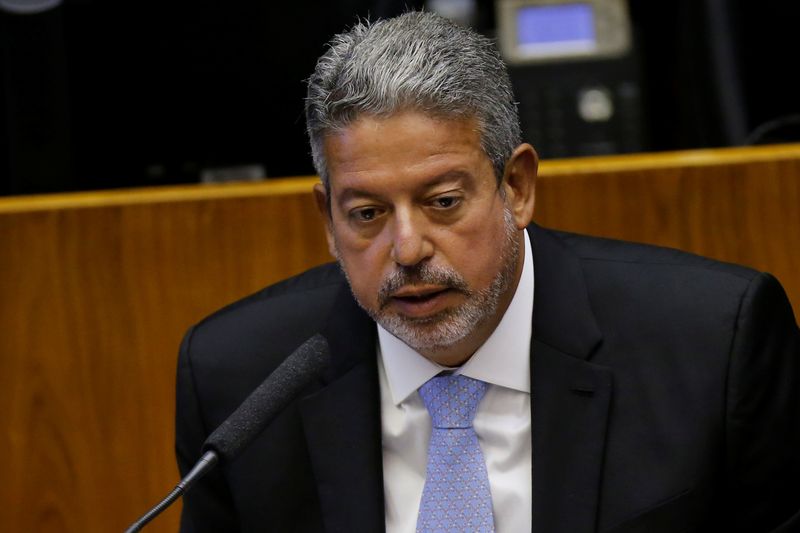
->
[378,229,534,405]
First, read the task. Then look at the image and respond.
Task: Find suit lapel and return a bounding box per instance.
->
[529,226,613,533]
[299,282,385,533]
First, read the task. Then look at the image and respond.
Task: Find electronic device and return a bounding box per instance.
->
[496,0,646,158]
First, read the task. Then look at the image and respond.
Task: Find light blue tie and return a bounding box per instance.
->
[416,374,495,533]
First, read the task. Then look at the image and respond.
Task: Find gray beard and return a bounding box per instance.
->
[335,209,521,354]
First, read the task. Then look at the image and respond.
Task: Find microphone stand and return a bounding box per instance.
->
[124,451,218,533]
[122,333,329,532]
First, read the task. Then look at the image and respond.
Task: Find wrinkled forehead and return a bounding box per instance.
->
[322,108,487,169]
[323,110,491,189]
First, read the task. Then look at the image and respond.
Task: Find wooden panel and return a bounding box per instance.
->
[0,183,331,532]
[1,144,799,532]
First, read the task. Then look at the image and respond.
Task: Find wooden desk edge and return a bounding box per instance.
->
[3,143,800,214]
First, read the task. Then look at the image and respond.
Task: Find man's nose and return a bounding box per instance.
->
[389,209,434,267]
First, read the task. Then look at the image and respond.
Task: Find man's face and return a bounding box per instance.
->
[316,110,535,366]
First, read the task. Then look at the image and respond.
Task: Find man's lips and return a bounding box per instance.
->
[391,285,450,300]
[387,286,454,317]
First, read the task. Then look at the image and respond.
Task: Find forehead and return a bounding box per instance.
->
[323,111,493,194]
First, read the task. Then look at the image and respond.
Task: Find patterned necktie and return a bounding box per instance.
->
[416,374,495,533]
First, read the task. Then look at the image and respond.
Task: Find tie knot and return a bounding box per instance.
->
[419,374,488,429]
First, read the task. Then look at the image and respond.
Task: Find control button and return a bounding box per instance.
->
[577,86,614,122]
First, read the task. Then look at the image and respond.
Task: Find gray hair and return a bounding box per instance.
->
[305,11,521,190]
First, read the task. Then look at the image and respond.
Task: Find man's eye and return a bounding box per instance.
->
[432,196,460,209]
[352,207,379,221]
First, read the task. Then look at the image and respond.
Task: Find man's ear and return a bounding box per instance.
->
[501,143,538,229]
[313,182,338,258]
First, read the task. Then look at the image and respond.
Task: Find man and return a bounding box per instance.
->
[176,11,800,533]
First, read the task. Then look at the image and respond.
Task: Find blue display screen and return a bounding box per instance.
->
[517,3,595,53]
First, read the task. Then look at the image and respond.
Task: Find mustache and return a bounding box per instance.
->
[377,263,470,309]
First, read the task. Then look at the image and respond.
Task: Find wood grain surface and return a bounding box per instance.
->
[534,144,800,307]
[1,144,799,532]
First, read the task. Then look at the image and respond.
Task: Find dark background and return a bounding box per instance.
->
[1,0,799,195]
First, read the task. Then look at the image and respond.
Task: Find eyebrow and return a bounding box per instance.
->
[335,170,473,206]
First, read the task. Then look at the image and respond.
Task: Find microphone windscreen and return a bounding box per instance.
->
[202,334,330,462]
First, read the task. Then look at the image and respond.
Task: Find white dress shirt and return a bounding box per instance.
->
[378,230,534,532]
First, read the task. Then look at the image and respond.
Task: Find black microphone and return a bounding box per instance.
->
[124,334,330,533]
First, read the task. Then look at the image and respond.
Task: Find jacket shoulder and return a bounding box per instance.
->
[190,260,346,352]
[550,228,759,281]
[181,262,348,422]
[538,228,772,334]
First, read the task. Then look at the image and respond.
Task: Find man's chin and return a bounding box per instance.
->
[393,309,451,325]
[378,307,453,329]
[376,310,473,352]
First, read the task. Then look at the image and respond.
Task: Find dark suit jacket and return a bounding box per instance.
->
[176,225,800,533]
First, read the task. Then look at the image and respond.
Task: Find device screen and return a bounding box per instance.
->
[516,3,596,57]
